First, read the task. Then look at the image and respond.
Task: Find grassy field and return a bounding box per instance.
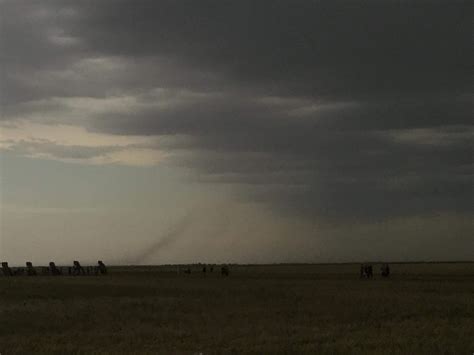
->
[1,263,473,354]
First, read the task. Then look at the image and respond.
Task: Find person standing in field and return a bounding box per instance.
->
[365,265,373,278]
[381,263,390,277]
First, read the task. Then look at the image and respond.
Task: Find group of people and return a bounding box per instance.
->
[181,264,229,276]
[360,263,390,278]
[68,260,107,276]
[1,260,107,276]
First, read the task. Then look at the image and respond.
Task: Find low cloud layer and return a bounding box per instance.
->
[1,0,472,229]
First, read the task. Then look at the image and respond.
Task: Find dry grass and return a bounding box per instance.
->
[1,263,473,354]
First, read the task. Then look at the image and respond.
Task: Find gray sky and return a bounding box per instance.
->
[1,0,472,265]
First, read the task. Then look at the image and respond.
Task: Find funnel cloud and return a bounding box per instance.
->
[126,213,194,265]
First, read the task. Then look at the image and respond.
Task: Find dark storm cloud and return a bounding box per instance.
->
[64,0,472,98]
[173,127,472,220]
[1,0,472,220]
[3,0,471,101]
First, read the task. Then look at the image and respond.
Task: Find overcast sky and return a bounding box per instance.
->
[1,0,472,265]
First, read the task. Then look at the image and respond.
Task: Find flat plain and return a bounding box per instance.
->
[1,263,473,354]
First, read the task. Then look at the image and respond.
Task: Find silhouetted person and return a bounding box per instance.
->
[202,266,207,273]
[221,265,229,276]
[1,262,13,276]
[381,263,390,277]
[72,261,85,276]
[49,262,61,275]
[98,260,107,274]
[367,265,373,278]
[26,262,37,276]
[210,266,214,273]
